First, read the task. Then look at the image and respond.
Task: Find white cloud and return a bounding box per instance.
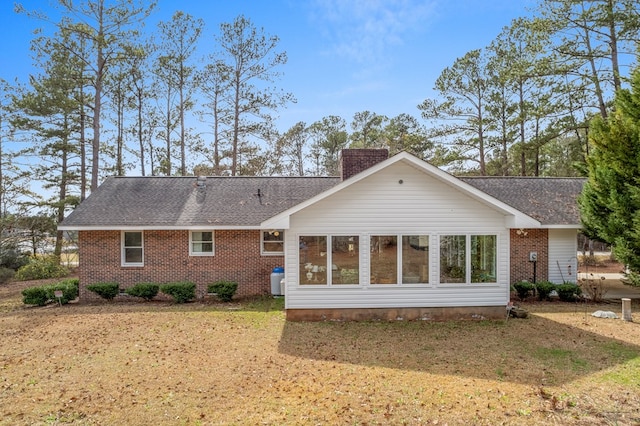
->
[311,0,437,64]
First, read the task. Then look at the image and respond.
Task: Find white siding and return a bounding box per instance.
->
[548,229,578,284]
[284,162,512,310]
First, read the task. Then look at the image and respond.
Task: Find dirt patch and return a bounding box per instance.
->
[1,278,639,425]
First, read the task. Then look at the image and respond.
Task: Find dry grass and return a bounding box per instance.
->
[1,279,639,425]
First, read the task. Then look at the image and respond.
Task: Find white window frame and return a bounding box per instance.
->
[121,231,144,267]
[261,230,285,255]
[189,231,215,256]
[438,234,498,285]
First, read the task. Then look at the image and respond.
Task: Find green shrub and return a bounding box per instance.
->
[22,286,49,306]
[0,267,14,284]
[512,281,534,300]
[21,278,79,306]
[208,280,238,302]
[160,281,196,303]
[535,281,556,301]
[557,283,582,302]
[44,278,79,304]
[15,256,68,281]
[87,282,120,301]
[125,283,159,301]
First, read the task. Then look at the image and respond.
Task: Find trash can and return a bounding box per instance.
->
[271,267,284,296]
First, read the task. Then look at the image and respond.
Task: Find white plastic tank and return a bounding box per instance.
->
[271,267,284,296]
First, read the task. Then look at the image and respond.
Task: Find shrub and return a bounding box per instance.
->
[208,280,238,302]
[44,278,79,304]
[535,281,556,301]
[15,256,68,281]
[22,286,49,306]
[0,267,14,284]
[87,282,120,301]
[557,283,582,302]
[512,281,534,300]
[125,283,159,301]
[160,281,196,303]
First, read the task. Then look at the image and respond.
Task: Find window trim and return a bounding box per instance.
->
[121,230,144,267]
[261,230,284,256]
[189,230,215,256]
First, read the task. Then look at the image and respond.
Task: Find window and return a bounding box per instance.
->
[299,236,327,285]
[440,235,466,283]
[440,234,497,283]
[262,230,284,255]
[122,231,143,266]
[370,236,397,284]
[299,235,359,285]
[190,231,214,256]
[471,235,496,282]
[332,236,359,284]
[402,235,429,284]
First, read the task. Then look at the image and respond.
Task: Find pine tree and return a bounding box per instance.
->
[579,68,640,286]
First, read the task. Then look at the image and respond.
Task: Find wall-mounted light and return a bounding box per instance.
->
[516,228,528,237]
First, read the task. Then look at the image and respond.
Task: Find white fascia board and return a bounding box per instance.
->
[57,225,261,231]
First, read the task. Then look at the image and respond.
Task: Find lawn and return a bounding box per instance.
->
[1,279,639,425]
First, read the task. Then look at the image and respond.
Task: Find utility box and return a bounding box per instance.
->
[271,267,284,296]
[529,252,538,262]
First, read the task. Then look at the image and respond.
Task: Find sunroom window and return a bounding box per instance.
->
[299,235,359,285]
[440,234,497,283]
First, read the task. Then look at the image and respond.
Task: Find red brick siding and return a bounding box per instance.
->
[510,229,548,284]
[78,230,283,302]
[339,149,389,180]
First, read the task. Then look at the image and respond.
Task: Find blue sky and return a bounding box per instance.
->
[1,0,536,133]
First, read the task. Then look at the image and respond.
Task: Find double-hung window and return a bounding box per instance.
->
[190,231,214,256]
[262,230,284,255]
[122,231,144,266]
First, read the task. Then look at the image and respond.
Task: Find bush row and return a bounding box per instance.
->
[512,281,582,302]
[85,280,238,303]
[21,278,80,306]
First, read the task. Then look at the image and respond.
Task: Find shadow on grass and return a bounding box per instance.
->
[278,312,640,386]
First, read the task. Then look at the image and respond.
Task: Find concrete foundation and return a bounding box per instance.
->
[286,306,507,322]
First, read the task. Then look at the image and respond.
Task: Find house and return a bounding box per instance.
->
[59,149,585,320]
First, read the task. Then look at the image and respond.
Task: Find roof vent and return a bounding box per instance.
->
[196,176,206,188]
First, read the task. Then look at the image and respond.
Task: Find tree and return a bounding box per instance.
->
[216,15,294,176]
[156,11,203,176]
[535,0,640,119]
[12,30,82,256]
[382,113,433,158]
[268,121,309,176]
[579,68,640,286]
[349,111,387,148]
[308,116,348,176]
[418,49,494,175]
[16,0,156,191]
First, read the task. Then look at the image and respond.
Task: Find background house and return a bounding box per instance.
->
[59,149,584,320]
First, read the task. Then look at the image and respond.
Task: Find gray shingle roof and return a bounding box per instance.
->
[460,177,586,225]
[60,172,586,229]
[60,176,340,228]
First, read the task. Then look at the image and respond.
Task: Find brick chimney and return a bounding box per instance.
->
[339,148,389,180]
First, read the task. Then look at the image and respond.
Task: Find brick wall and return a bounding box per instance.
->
[339,149,389,180]
[510,228,548,284]
[78,230,284,302]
